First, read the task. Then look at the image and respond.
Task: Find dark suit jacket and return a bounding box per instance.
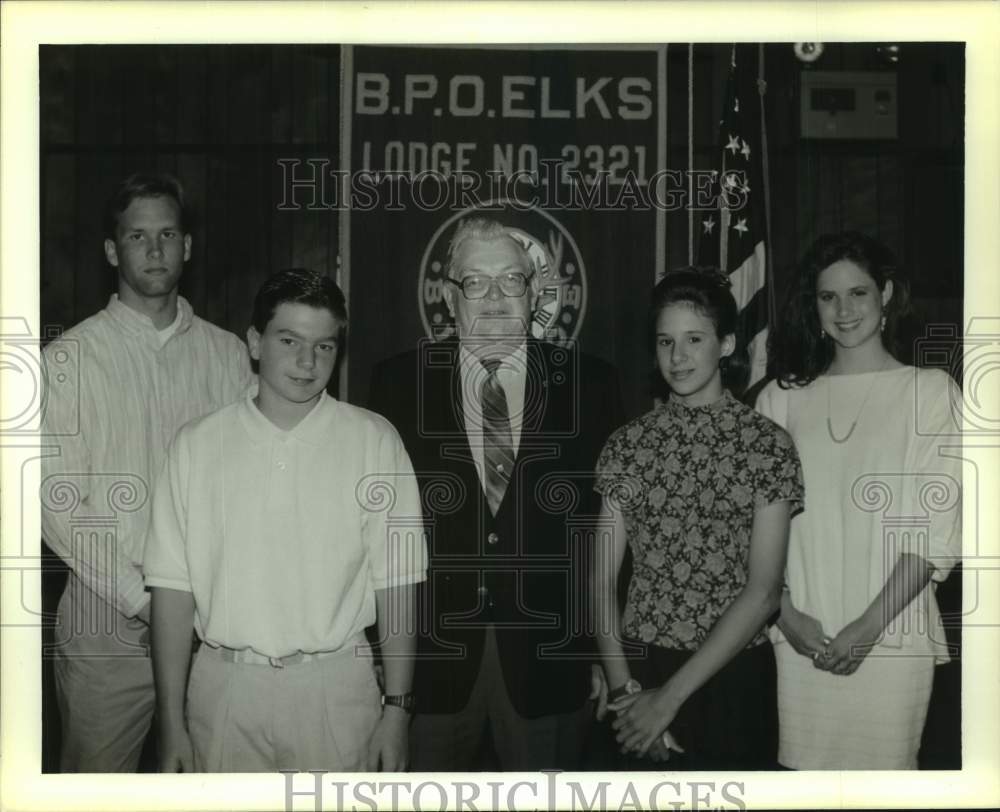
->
[368,339,623,718]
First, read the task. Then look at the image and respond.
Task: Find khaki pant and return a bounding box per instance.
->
[53,574,154,772]
[187,636,381,772]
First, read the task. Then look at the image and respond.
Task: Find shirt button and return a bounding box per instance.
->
[277,461,286,470]
[487,532,499,546]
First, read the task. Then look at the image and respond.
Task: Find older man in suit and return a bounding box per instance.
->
[368,216,623,771]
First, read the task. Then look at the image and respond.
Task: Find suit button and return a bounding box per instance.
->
[487,532,499,546]
[476,586,489,596]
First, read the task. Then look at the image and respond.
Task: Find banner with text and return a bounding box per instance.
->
[342,45,663,414]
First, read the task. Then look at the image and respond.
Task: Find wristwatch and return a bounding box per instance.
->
[381,692,416,713]
[608,678,642,703]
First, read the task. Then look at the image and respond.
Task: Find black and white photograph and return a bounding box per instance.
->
[1,2,998,811]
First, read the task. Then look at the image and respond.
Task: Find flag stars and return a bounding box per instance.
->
[725,134,740,155]
[703,217,716,235]
[741,140,751,159]
[732,217,749,236]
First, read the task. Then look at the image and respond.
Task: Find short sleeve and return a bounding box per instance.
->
[364,423,428,590]
[900,370,962,582]
[593,433,621,496]
[751,421,805,514]
[594,422,651,519]
[593,427,634,501]
[142,427,194,593]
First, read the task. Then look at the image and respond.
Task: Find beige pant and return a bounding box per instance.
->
[187,636,381,772]
[53,574,154,772]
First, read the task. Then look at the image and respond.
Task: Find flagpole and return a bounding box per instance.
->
[719,44,736,273]
[338,44,353,401]
[656,44,668,283]
[758,43,777,329]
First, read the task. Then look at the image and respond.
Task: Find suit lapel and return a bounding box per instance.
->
[521,340,552,437]
[497,342,558,518]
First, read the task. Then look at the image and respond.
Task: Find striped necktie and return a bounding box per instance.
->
[480,358,514,516]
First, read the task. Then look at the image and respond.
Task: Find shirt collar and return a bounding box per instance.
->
[106,293,194,338]
[237,390,337,446]
[457,340,529,389]
[156,306,184,346]
[662,387,734,416]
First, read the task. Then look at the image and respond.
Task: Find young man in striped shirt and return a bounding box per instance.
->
[40,173,252,772]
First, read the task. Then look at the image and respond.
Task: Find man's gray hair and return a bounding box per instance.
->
[445,217,531,279]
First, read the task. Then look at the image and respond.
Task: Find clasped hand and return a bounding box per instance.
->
[608,689,685,760]
[780,604,878,676]
[819,616,880,675]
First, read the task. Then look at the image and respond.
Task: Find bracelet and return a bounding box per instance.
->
[381,692,416,713]
[608,678,642,703]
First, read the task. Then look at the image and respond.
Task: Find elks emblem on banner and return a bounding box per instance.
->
[418,204,588,345]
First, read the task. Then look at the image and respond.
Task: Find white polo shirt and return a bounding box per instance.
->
[143,391,427,658]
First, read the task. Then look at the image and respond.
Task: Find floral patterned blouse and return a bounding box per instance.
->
[595,390,804,651]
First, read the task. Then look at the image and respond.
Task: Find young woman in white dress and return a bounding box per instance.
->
[756,232,962,769]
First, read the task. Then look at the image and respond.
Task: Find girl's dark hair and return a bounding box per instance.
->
[647,267,749,399]
[251,268,348,334]
[769,232,911,387]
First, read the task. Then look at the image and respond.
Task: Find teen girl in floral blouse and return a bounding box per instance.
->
[592,269,803,769]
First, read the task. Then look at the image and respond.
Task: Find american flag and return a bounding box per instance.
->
[697,44,772,391]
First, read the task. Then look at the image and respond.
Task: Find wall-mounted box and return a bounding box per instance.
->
[800,70,898,140]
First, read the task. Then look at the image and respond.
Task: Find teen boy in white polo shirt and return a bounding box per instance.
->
[143,269,426,772]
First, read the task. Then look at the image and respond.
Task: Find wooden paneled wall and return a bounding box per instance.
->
[41,45,342,340]
[41,43,964,399]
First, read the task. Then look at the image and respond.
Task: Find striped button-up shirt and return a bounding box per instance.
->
[41,294,252,617]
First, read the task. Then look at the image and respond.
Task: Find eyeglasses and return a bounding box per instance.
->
[446,273,532,300]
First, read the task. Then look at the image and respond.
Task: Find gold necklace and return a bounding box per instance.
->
[825,361,890,444]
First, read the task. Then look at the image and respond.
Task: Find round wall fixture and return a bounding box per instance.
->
[794,43,825,63]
